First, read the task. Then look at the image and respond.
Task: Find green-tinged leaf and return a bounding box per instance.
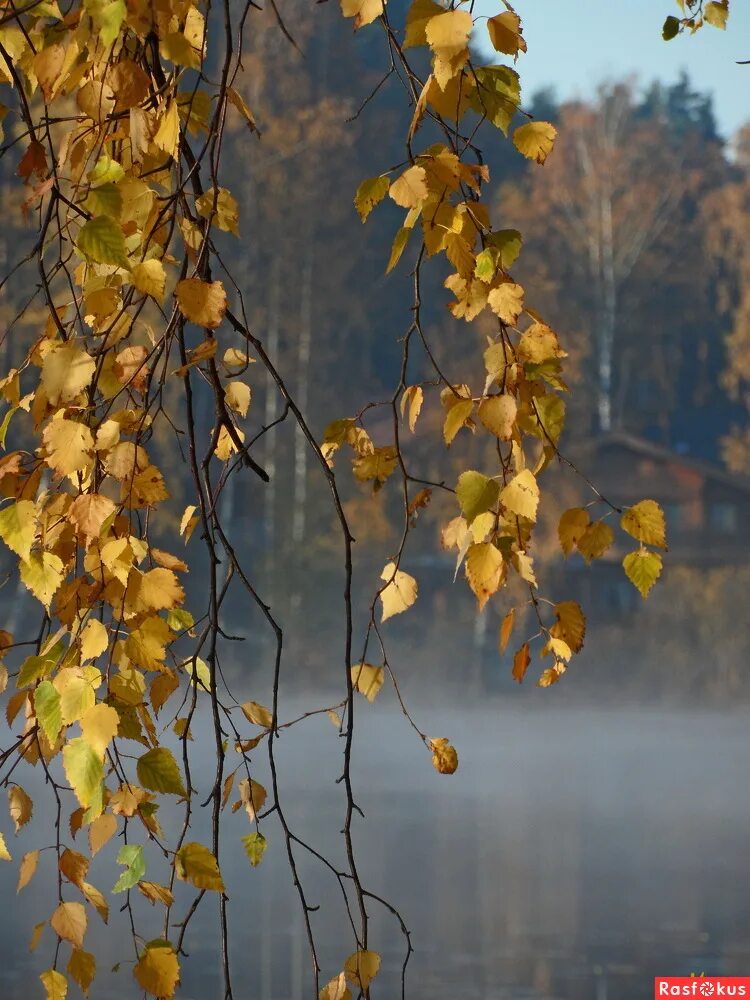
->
[62,738,103,810]
[34,680,62,744]
[662,15,680,39]
[0,499,36,561]
[354,176,390,222]
[136,747,186,797]
[112,843,146,893]
[623,549,663,598]
[241,832,267,867]
[40,969,67,1000]
[470,65,521,134]
[76,216,129,269]
[456,471,500,525]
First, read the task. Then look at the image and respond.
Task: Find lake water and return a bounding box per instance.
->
[2,702,749,999]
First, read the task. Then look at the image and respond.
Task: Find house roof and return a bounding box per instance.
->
[573,431,750,497]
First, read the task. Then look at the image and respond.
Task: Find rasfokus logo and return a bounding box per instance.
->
[655,979,750,997]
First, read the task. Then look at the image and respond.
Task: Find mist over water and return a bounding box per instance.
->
[2,693,748,1000]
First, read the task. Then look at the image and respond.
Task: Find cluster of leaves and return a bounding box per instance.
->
[663,0,729,40]
[0,1,685,999]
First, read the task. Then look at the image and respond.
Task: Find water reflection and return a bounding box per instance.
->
[1,704,748,999]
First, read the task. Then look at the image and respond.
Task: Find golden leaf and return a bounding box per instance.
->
[512,642,530,683]
[69,494,116,547]
[558,507,590,556]
[240,701,273,728]
[499,608,515,654]
[351,663,384,702]
[59,848,89,889]
[355,175,390,222]
[131,259,166,303]
[175,842,225,891]
[487,10,527,56]
[225,381,251,417]
[477,395,517,440]
[620,499,667,549]
[50,901,87,949]
[319,972,352,1000]
[487,282,524,325]
[500,469,539,522]
[577,521,615,562]
[88,813,117,857]
[344,950,382,990]
[134,942,181,999]
[465,542,505,610]
[550,600,586,653]
[40,970,67,1000]
[20,551,64,609]
[379,561,418,621]
[41,343,96,405]
[400,385,423,432]
[175,279,227,329]
[67,948,96,997]
[0,499,37,561]
[17,849,39,892]
[425,10,472,89]
[389,165,429,209]
[80,703,119,758]
[513,121,557,164]
[429,737,458,774]
[42,418,95,479]
[8,784,32,832]
[340,0,383,30]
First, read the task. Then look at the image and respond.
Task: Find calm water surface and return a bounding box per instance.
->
[1,703,748,999]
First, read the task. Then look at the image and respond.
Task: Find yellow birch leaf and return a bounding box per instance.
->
[51,901,87,949]
[42,418,95,478]
[81,882,108,923]
[34,44,66,101]
[550,600,586,653]
[477,395,517,440]
[131,259,166,303]
[443,398,474,445]
[704,0,728,28]
[80,619,108,662]
[236,777,267,821]
[0,499,36,561]
[340,0,383,29]
[175,842,225,891]
[344,950,382,990]
[558,507,590,556]
[175,279,227,328]
[8,784,32,832]
[429,737,458,774]
[620,499,667,549]
[465,542,505,610]
[487,282,524,325]
[499,608,515,654]
[319,973,352,1000]
[487,10,527,56]
[137,881,174,906]
[196,187,239,235]
[59,849,89,889]
[500,469,539,521]
[227,87,258,132]
[623,550,663,598]
[20,551,64,609]
[88,813,117,856]
[512,642,530,682]
[69,494,116,546]
[355,176,390,222]
[41,343,96,405]
[225,381,251,417]
[17,849,39,892]
[351,663,384,702]
[240,701,273,728]
[577,521,615,562]
[80,703,119,758]
[388,165,428,208]
[425,10,472,89]
[67,948,96,996]
[40,970,67,1000]
[134,942,180,999]
[380,561,418,620]
[513,121,557,164]
[400,385,423,432]
[153,99,180,159]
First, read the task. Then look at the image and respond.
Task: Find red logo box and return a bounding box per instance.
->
[655,979,750,997]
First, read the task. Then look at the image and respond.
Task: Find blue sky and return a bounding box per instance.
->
[475,0,750,138]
